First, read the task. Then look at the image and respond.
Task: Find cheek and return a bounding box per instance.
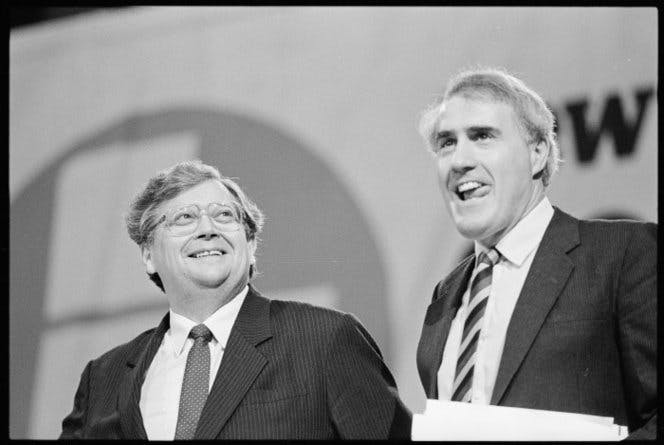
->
[154,240,183,269]
[237,243,252,262]
[493,153,530,196]
[495,179,530,218]
[226,233,253,262]
[154,250,172,271]
[435,159,450,187]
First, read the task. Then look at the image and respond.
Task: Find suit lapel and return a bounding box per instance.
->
[417,256,474,398]
[118,313,169,439]
[491,208,580,404]
[195,286,272,439]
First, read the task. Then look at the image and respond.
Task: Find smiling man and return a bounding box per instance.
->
[415,68,656,439]
[60,160,410,440]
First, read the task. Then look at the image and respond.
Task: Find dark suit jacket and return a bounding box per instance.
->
[417,208,657,440]
[61,286,411,439]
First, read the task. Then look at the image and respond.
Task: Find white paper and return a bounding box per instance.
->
[412,400,628,441]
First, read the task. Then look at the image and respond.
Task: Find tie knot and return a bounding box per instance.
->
[477,248,500,267]
[189,324,213,343]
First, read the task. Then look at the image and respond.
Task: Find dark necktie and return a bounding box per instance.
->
[452,248,500,402]
[174,324,213,439]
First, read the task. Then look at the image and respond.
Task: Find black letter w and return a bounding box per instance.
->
[566,88,654,163]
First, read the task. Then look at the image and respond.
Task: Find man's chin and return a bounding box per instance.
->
[454,220,493,244]
[189,273,230,290]
[452,210,485,233]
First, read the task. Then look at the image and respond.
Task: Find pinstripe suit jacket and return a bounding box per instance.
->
[60,286,411,439]
[417,208,657,439]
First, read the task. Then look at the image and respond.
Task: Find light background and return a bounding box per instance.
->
[10,6,657,438]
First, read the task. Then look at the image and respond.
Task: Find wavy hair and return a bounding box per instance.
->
[125,160,265,291]
[418,67,561,186]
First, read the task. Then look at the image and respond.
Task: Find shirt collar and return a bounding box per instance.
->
[474,197,554,267]
[167,285,249,356]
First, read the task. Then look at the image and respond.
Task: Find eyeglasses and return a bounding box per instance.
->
[157,202,243,236]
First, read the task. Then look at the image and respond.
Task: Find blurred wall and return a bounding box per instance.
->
[10,7,657,438]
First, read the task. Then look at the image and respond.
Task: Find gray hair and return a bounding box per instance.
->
[418,67,561,186]
[125,160,265,291]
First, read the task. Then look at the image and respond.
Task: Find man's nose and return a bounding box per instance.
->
[196,213,220,240]
[450,138,476,171]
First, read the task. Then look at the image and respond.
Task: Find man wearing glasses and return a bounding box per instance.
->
[60,160,410,440]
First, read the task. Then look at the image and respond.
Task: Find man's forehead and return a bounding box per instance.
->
[435,95,516,129]
[163,179,232,208]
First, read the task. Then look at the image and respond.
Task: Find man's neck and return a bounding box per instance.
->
[169,283,248,323]
[477,189,547,249]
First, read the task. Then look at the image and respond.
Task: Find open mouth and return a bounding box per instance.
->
[188,249,225,259]
[455,181,489,201]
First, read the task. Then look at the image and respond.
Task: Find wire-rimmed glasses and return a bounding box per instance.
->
[157,202,243,236]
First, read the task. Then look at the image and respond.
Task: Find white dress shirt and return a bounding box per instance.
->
[437,197,554,404]
[140,286,248,440]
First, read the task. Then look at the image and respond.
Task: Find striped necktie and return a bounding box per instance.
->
[451,248,500,402]
[174,324,213,439]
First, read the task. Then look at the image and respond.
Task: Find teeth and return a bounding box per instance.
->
[457,181,482,193]
[193,250,222,258]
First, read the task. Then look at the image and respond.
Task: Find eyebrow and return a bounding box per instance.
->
[434,130,454,141]
[467,126,501,136]
[435,126,501,139]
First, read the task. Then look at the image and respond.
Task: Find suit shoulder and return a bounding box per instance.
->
[265,299,374,344]
[577,216,656,247]
[269,298,352,328]
[266,298,382,358]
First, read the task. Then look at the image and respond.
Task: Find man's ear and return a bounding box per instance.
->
[530,140,549,179]
[248,239,257,265]
[141,245,156,275]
